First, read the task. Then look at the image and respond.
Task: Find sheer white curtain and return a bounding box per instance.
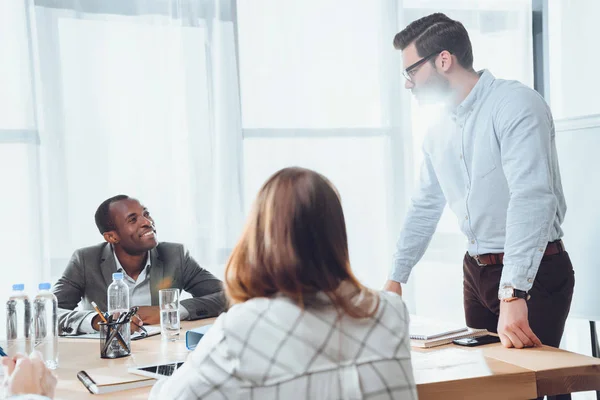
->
[0,0,245,309]
[0,1,45,312]
[400,0,533,322]
[29,0,244,283]
[237,0,407,290]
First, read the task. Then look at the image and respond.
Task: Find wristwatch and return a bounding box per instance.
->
[498,285,530,302]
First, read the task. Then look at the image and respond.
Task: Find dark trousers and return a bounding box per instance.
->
[463,251,575,399]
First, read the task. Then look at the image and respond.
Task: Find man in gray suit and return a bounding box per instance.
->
[53,195,226,335]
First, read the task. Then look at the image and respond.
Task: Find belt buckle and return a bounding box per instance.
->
[474,255,487,267]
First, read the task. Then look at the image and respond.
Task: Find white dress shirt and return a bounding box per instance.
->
[149,288,416,400]
[391,70,566,292]
[81,248,189,333]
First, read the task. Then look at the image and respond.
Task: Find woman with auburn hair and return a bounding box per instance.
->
[148,167,416,399]
[2,167,416,400]
[149,167,416,399]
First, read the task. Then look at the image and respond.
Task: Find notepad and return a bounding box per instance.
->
[77,367,155,394]
[409,315,469,340]
[64,325,161,340]
[411,328,489,348]
[409,315,489,348]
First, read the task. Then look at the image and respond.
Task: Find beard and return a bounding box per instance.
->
[411,70,452,106]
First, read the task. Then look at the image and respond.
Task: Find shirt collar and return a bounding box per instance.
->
[451,69,495,118]
[111,245,151,274]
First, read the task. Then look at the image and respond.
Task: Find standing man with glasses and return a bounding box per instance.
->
[384,13,574,352]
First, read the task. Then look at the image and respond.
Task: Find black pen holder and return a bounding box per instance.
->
[99,321,131,359]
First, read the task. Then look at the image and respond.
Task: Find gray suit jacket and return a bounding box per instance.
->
[53,242,226,335]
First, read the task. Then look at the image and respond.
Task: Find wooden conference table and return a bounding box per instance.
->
[49,319,600,399]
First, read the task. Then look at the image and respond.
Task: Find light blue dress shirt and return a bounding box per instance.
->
[390,70,566,292]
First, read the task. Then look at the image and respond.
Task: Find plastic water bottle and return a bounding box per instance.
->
[107,272,129,319]
[6,284,31,355]
[33,283,59,369]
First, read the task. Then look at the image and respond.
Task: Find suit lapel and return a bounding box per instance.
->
[149,247,165,306]
[100,244,117,291]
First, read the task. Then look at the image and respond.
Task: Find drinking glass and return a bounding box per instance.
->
[159,289,180,342]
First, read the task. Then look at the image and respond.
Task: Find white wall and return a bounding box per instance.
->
[555,116,600,400]
[555,116,600,321]
[548,5,600,399]
[548,0,600,119]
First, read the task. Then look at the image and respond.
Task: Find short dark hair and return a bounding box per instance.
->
[94,195,130,234]
[393,13,474,70]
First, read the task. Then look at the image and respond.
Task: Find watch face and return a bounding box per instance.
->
[499,286,514,299]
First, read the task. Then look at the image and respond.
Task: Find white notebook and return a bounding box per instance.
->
[411,328,489,348]
[409,315,489,348]
[409,315,469,340]
[77,367,155,394]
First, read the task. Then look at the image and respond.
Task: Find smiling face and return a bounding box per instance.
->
[104,198,158,254]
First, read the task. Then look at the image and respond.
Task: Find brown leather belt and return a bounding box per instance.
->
[472,240,565,267]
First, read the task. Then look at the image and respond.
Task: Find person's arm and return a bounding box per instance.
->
[495,88,556,348]
[149,315,239,399]
[51,251,96,335]
[384,294,419,399]
[179,249,227,320]
[496,88,558,293]
[388,151,447,286]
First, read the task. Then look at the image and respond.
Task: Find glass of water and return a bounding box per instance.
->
[159,289,180,342]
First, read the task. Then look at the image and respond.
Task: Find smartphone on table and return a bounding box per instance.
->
[453,335,501,347]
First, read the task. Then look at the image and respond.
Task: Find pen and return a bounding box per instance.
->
[0,346,7,357]
[120,307,146,336]
[132,319,148,336]
[91,301,108,324]
[122,306,139,323]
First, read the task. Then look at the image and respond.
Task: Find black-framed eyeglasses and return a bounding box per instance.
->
[402,51,444,82]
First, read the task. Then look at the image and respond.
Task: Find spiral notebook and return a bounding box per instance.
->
[410,316,469,340]
[409,315,488,348]
[411,327,489,348]
[77,367,155,394]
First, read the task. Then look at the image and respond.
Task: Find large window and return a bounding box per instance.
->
[37,15,209,273]
[0,0,44,313]
[237,0,405,289]
[29,1,243,283]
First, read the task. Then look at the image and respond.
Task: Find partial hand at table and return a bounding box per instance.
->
[136,305,161,325]
[498,299,542,349]
[2,351,57,399]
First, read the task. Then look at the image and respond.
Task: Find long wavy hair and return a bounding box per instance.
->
[225,167,378,318]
